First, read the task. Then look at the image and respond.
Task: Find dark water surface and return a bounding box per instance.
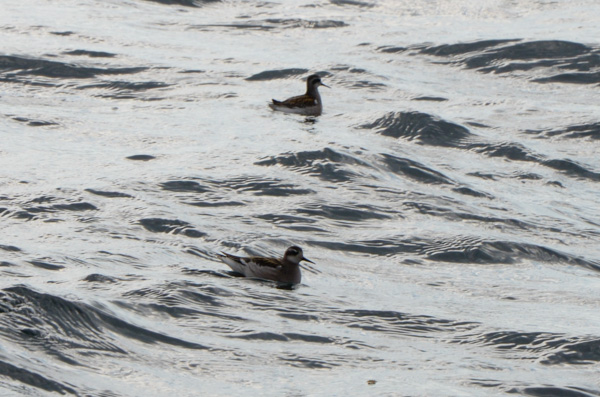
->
[1,0,599,395]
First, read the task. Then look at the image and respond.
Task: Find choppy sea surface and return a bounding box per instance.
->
[1,0,600,395]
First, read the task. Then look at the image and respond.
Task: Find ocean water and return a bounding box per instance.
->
[1,0,599,395]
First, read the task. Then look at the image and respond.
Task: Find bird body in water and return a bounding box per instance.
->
[269,74,329,116]
[218,246,314,284]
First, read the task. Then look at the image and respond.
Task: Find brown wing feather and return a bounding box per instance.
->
[247,256,282,269]
[222,253,280,267]
[241,256,283,281]
[273,95,317,108]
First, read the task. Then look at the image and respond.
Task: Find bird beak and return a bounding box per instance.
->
[302,256,315,264]
[320,83,330,89]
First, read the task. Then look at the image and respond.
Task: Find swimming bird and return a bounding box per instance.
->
[269,74,329,116]
[218,246,314,284]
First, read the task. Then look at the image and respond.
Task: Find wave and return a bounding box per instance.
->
[245,68,309,81]
[526,122,600,140]
[543,338,600,365]
[10,116,58,127]
[261,18,348,29]
[418,39,518,57]
[323,65,386,90]
[85,189,133,199]
[76,80,170,100]
[300,306,600,366]
[63,49,116,58]
[160,180,211,193]
[257,146,490,197]
[2,196,97,222]
[0,54,165,100]
[518,386,600,397]
[0,244,21,253]
[330,0,375,8]
[229,331,334,344]
[358,111,472,147]
[140,0,220,7]
[256,147,372,183]
[425,40,589,64]
[193,17,347,33]
[254,214,324,232]
[161,176,314,200]
[310,236,600,271]
[415,39,600,85]
[380,153,454,185]
[332,308,478,337]
[359,112,600,183]
[227,178,314,197]
[0,286,209,354]
[28,260,65,271]
[0,55,145,81]
[468,142,600,182]
[295,202,394,223]
[534,72,600,85]
[453,331,600,365]
[0,360,78,395]
[139,218,206,238]
[426,238,598,270]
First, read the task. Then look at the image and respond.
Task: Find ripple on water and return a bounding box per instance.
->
[2,195,98,222]
[142,0,221,7]
[330,0,375,8]
[359,111,600,184]
[138,218,206,238]
[0,286,209,356]
[246,69,309,81]
[518,386,600,397]
[379,153,454,185]
[295,202,395,223]
[10,116,59,127]
[254,213,325,233]
[0,360,78,396]
[310,236,600,271]
[0,55,146,81]
[525,122,600,140]
[76,80,171,100]
[468,142,600,182]
[332,309,479,337]
[417,39,600,85]
[85,188,133,199]
[161,176,314,198]
[63,49,117,58]
[2,1,599,395]
[255,147,373,183]
[452,330,600,365]
[193,18,347,34]
[358,111,472,147]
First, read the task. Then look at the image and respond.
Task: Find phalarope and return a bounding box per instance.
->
[269,74,329,116]
[218,246,314,284]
